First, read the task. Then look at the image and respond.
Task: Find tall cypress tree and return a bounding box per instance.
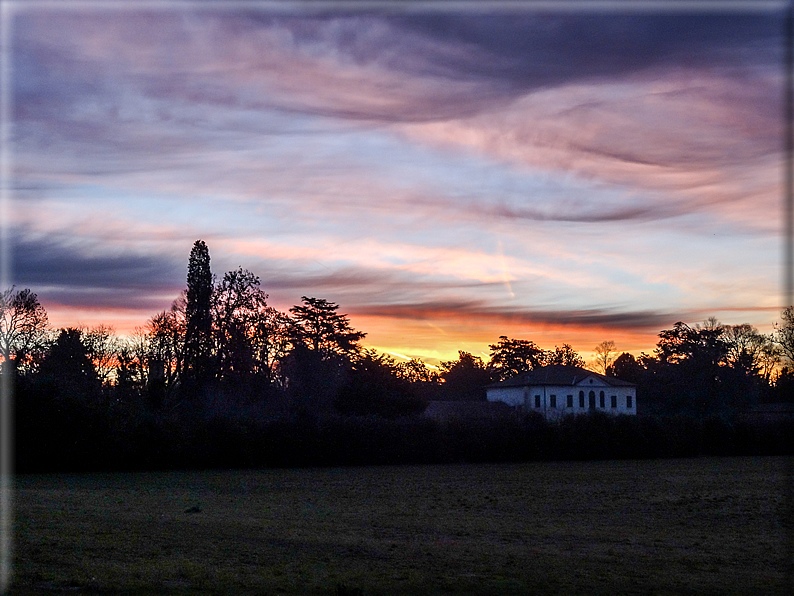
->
[183,240,213,385]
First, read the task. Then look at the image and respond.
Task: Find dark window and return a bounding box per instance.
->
[579,391,585,408]
[589,391,596,409]
[567,395,573,408]
[627,395,633,408]
[611,395,617,408]
[550,395,556,408]
[535,395,541,408]
[599,391,605,408]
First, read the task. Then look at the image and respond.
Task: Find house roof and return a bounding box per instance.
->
[487,365,635,388]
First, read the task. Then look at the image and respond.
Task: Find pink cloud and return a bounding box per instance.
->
[392,67,782,232]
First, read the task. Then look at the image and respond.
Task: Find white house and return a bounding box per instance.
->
[486,365,636,420]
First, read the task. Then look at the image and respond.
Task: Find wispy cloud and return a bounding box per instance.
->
[8,7,785,359]
[357,300,677,331]
[11,231,184,304]
[394,68,781,231]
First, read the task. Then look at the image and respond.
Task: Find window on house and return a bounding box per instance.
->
[550,395,557,408]
[599,391,605,408]
[579,391,585,408]
[567,395,573,408]
[535,395,541,408]
[627,395,633,408]
[611,395,617,408]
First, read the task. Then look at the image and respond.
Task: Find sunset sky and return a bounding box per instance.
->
[5,2,789,365]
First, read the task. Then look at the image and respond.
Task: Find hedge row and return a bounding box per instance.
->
[14,392,794,473]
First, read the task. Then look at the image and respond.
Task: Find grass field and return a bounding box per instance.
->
[12,456,792,595]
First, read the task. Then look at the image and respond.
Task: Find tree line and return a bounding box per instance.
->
[0,240,610,417]
[3,240,793,471]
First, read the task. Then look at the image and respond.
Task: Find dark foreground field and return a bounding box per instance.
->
[13,457,792,595]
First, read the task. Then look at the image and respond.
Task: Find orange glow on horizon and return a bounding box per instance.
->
[42,299,779,368]
[352,312,658,366]
[43,304,160,336]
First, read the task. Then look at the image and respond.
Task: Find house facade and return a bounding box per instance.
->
[486,365,636,420]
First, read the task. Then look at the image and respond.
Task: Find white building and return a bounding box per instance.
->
[486,365,636,420]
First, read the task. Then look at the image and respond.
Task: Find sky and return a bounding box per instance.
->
[4,1,790,365]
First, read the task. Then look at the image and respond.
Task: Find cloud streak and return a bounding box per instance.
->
[11,232,184,306]
[8,6,786,359]
[358,300,681,332]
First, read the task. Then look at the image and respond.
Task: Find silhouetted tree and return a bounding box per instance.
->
[283,344,346,414]
[487,336,546,381]
[286,297,365,412]
[38,328,101,403]
[251,306,294,387]
[593,340,617,374]
[722,323,777,381]
[0,287,48,375]
[546,344,585,367]
[82,324,119,387]
[290,297,365,358]
[656,318,728,368]
[640,318,763,418]
[775,306,794,366]
[213,267,269,380]
[758,340,782,383]
[336,350,427,418]
[183,240,214,385]
[114,343,144,402]
[773,368,794,402]
[606,352,643,383]
[395,358,439,384]
[145,305,185,390]
[133,308,180,410]
[439,351,491,401]
[394,357,441,402]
